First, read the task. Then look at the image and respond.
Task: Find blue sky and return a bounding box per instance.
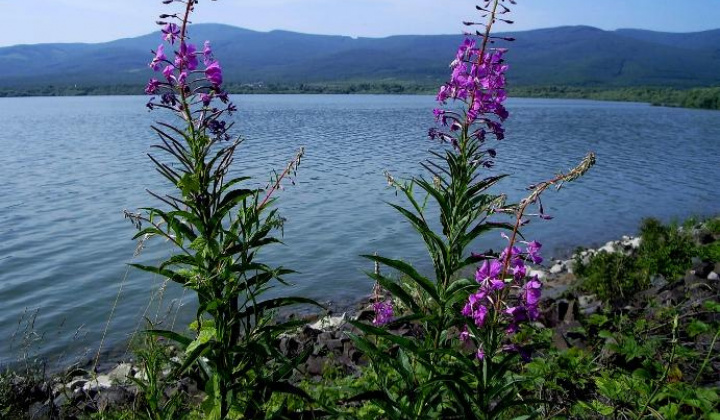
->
[2,0,720,47]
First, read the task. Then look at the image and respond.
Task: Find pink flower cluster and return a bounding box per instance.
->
[145,23,223,101]
[461,238,544,359]
[431,38,509,145]
[147,28,223,94]
[372,301,394,326]
[145,18,234,140]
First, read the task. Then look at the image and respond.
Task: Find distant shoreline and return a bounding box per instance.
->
[1,84,718,110]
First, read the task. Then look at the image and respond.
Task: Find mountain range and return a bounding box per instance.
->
[1,24,719,91]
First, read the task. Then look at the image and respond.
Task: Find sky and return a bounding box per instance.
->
[2,0,720,47]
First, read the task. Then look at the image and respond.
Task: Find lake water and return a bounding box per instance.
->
[1,95,719,367]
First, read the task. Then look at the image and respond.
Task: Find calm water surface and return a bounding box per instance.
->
[0,95,718,366]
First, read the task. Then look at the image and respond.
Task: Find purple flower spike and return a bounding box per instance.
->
[175,42,199,71]
[372,301,394,326]
[200,93,212,107]
[460,325,470,343]
[523,277,543,307]
[162,64,175,81]
[162,23,180,44]
[203,41,213,66]
[475,259,502,283]
[511,260,526,282]
[505,306,528,324]
[473,304,488,327]
[461,302,473,317]
[525,240,543,264]
[150,45,166,71]
[205,61,223,86]
[177,71,188,86]
[476,347,485,360]
[489,279,505,290]
[500,245,522,263]
[434,39,509,144]
[145,78,160,95]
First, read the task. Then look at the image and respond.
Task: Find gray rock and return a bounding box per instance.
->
[691,262,715,279]
[96,387,134,410]
[650,275,668,289]
[708,272,719,281]
[133,370,148,381]
[598,241,616,254]
[53,393,69,409]
[107,363,133,384]
[308,313,347,330]
[565,260,576,274]
[550,264,564,275]
[279,336,301,356]
[628,237,642,249]
[324,339,344,352]
[66,379,87,392]
[305,356,326,376]
[83,375,112,392]
[692,228,715,245]
[318,331,334,343]
[528,269,546,280]
[578,294,601,316]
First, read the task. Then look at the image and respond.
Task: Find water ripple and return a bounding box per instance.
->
[1,95,719,365]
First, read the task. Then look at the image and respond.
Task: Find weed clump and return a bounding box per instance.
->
[576,217,700,301]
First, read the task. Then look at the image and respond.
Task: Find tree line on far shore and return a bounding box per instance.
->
[1,83,719,111]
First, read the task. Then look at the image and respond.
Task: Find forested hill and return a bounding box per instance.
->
[1,24,720,92]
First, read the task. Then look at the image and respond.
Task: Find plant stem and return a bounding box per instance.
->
[637,315,679,419]
[693,325,720,385]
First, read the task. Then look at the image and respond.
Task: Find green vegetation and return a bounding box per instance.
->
[575,218,700,300]
[575,251,647,301]
[3,84,719,111]
[513,86,720,110]
[3,0,720,416]
[41,217,719,419]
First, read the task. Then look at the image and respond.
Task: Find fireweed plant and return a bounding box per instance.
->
[127,0,319,418]
[351,1,594,418]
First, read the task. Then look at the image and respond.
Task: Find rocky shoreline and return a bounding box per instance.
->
[5,226,720,419]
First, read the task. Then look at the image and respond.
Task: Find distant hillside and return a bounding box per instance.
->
[1,24,719,92]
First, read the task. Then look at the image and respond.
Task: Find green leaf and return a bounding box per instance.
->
[178,172,201,196]
[687,319,711,338]
[460,221,514,250]
[349,320,423,355]
[576,400,614,416]
[264,381,315,402]
[159,254,199,270]
[703,300,720,313]
[144,329,192,348]
[367,272,421,313]
[598,330,614,339]
[363,254,440,304]
[219,176,252,195]
[129,264,191,286]
[186,326,216,355]
[445,278,475,300]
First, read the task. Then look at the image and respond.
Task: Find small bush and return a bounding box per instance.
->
[575,251,646,301]
[705,218,720,235]
[576,218,699,301]
[636,218,696,280]
[699,241,720,263]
